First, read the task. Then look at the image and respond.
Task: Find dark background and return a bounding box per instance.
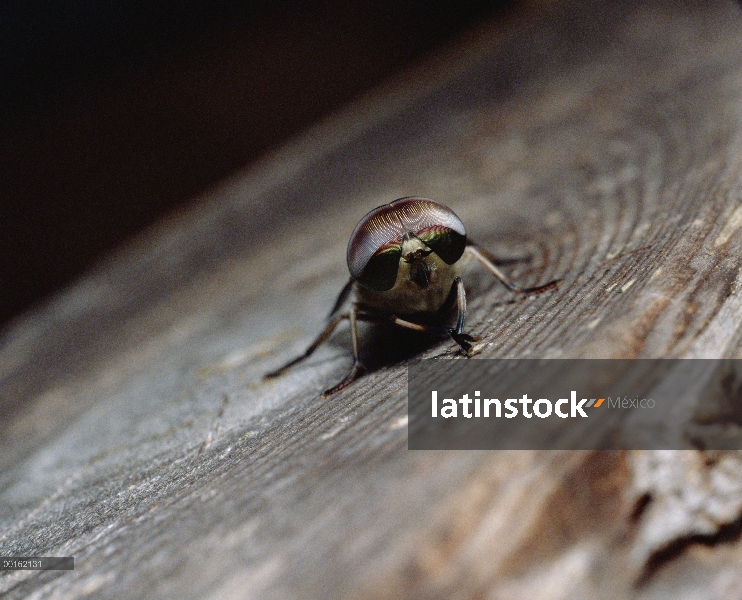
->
[0,0,517,328]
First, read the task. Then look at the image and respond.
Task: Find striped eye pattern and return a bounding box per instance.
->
[347,197,467,291]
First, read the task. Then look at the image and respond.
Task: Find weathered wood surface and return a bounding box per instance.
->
[3,1,742,598]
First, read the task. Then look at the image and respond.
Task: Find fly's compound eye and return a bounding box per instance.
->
[415,225,467,265]
[355,242,402,291]
[347,197,467,291]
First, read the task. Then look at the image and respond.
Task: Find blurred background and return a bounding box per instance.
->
[0,0,524,328]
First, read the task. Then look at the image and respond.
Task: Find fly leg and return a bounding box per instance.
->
[265,303,367,397]
[322,303,365,397]
[465,244,560,293]
[265,310,350,379]
[448,275,478,350]
[266,278,357,382]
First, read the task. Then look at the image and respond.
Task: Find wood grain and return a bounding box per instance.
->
[2,1,742,598]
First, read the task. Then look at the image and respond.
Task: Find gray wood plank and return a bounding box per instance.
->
[2,1,742,598]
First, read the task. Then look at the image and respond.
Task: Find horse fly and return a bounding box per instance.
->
[265,197,559,396]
